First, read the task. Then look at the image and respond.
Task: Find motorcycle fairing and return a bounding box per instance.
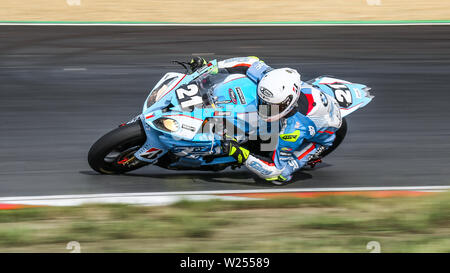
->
[134,114,167,163]
[309,76,374,117]
[135,60,259,165]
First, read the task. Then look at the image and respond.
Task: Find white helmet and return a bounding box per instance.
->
[257,68,301,121]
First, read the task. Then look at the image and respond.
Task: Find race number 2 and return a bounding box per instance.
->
[327,84,353,108]
[176,84,203,109]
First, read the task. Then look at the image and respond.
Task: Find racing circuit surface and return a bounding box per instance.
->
[1,25,450,197]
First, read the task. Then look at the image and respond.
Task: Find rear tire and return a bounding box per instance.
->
[321,118,347,158]
[88,122,148,174]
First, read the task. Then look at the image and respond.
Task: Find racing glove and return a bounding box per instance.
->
[221,137,250,164]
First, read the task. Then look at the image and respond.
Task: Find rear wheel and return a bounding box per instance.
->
[321,118,347,158]
[88,122,148,174]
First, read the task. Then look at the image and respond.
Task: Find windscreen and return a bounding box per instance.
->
[146,76,179,108]
[175,69,230,111]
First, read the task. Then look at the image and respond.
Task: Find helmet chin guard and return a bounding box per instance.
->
[257,68,301,121]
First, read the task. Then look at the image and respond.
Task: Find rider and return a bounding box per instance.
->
[189,56,342,184]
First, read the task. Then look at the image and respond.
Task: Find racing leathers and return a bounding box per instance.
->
[219,57,343,183]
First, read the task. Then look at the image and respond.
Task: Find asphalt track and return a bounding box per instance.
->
[1,25,450,197]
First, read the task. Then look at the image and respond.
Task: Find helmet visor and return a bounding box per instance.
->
[258,95,293,121]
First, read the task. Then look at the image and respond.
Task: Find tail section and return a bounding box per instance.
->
[308,76,374,117]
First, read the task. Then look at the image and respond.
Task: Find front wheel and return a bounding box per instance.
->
[88,122,148,174]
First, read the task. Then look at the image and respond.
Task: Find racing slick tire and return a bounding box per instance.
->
[321,117,347,158]
[88,121,148,174]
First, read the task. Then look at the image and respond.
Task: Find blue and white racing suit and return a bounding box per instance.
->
[220,57,343,182]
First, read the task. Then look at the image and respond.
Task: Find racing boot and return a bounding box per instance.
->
[307,145,327,168]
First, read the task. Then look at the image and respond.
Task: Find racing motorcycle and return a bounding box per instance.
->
[88,59,373,177]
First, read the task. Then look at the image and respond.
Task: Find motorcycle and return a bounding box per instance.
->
[88,59,373,178]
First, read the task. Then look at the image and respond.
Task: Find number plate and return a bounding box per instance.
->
[176,84,203,110]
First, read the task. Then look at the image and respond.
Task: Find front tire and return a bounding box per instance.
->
[88,122,148,174]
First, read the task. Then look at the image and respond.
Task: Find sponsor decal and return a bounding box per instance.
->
[320,92,328,107]
[173,146,211,155]
[228,88,238,104]
[293,83,300,94]
[181,124,196,132]
[216,100,232,104]
[186,154,201,159]
[140,148,162,160]
[213,111,231,116]
[288,160,300,171]
[281,147,293,152]
[235,87,246,104]
[255,62,264,70]
[259,87,273,98]
[280,130,300,142]
[308,126,316,136]
[354,88,362,99]
[248,161,272,176]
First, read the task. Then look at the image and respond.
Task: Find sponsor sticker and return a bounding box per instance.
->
[288,160,300,171]
[181,124,196,132]
[140,148,162,159]
[354,88,362,99]
[280,130,300,142]
[259,87,273,98]
[308,126,316,136]
[228,88,238,104]
[235,87,246,104]
[213,111,231,116]
[248,161,272,176]
[320,92,328,107]
[173,146,211,155]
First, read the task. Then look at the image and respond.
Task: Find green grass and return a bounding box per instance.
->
[0,192,449,252]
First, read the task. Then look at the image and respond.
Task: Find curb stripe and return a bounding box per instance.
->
[0,186,449,202]
[0,204,41,210]
[0,186,447,209]
[222,190,437,199]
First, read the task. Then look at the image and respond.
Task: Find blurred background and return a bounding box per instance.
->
[0,0,449,23]
[0,1,449,253]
